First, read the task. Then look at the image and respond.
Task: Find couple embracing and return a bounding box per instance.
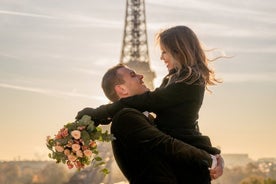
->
[76,25,224,184]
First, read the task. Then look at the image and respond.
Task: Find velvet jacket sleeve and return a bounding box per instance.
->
[93,81,204,120]
[118,82,204,112]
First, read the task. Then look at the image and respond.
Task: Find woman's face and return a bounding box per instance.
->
[160,44,175,71]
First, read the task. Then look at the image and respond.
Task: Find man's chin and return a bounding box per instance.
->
[144,88,150,92]
[138,89,149,95]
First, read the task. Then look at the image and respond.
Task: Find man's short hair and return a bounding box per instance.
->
[101,64,126,102]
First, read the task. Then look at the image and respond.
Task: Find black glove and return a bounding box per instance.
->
[75,107,113,126]
[75,107,96,120]
[76,104,111,119]
[76,102,125,121]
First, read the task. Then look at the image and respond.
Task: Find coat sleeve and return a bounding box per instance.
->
[120,82,202,111]
[90,82,203,121]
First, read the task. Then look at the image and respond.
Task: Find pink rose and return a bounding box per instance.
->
[55,134,62,139]
[55,145,64,152]
[67,161,74,169]
[82,145,88,151]
[89,141,97,148]
[68,154,77,162]
[55,128,68,139]
[76,150,83,157]
[71,130,81,139]
[74,160,84,169]
[72,144,81,152]
[83,150,93,157]
[64,149,71,156]
[61,128,69,137]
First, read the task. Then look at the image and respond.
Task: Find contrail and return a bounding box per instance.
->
[0,10,56,19]
[0,83,107,102]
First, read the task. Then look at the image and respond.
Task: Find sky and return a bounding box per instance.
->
[0,0,275,161]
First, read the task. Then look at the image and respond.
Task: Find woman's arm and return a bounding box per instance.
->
[119,82,204,112]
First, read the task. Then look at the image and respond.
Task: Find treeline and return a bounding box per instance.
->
[0,160,276,184]
[0,159,127,184]
[0,161,71,184]
[0,161,70,184]
[213,162,276,184]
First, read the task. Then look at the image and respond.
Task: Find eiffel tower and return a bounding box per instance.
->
[120,0,156,90]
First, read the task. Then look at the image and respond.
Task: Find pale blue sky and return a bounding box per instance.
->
[0,0,275,160]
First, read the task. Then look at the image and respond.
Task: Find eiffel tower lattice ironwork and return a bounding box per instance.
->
[120,0,155,90]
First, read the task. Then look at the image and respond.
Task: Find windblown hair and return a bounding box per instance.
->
[101,64,126,102]
[156,25,221,88]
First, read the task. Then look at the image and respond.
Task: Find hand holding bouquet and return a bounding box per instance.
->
[46,115,114,174]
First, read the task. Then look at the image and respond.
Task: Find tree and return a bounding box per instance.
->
[264,178,276,184]
[239,175,264,184]
[36,163,71,184]
[0,162,22,184]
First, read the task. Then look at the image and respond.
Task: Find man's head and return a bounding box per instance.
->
[101,64,150,102]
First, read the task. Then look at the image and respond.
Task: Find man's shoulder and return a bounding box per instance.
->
[113,108,142,119]
[111,108,146,131]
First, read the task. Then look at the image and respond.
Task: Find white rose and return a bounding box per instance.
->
[71,130,81,139]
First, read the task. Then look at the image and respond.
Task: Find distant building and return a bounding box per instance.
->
[258,157,276,164]
[222,153,253,168]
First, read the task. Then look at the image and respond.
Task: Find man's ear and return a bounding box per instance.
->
[114,84,128,96]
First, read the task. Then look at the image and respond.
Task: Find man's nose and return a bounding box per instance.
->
[138,74,144,79]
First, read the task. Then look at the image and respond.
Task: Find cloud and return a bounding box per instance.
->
[0,52,21,60]
[220,73,276,83]
[62,15,123,28]
[0,10,56,19]
[0,83,107,102]
[0,9,122,28]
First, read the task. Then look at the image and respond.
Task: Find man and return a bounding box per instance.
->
[77,64,223,183]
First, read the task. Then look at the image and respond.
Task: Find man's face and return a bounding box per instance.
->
[116,67,150,98]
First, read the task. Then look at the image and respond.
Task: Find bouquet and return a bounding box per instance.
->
[46,115,114,174]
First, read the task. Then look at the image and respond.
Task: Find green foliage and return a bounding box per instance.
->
[101,168,110,175]
[265,178,276,184]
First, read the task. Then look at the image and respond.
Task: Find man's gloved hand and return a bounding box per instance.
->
[75,106,112,126]
[76,102,124,126]
[75,107,96,120]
